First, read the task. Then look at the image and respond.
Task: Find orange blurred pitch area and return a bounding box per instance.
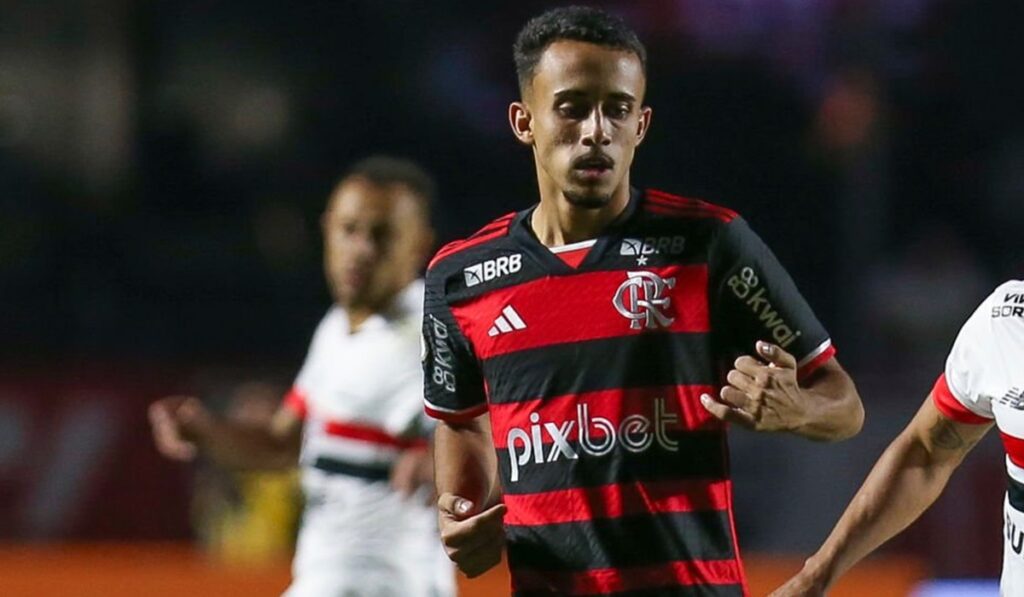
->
[0,545,923,596]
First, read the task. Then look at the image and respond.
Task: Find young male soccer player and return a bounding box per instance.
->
[421,6,864,596]
[150,157,454,597]
[771,281,1024,596]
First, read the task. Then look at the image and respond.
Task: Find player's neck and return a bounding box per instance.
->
[531,179,631,247]
[344,307,374,333]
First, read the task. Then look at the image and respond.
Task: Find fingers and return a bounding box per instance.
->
[700,393,755,428]
[757,341,797,369]
[148,399,198,461]
[719,386,751,409]
[726,369,757,395]
[438,498,508,578]
[438,493,475,518]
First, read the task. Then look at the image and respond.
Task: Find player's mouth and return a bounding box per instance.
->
[572,154,614,181]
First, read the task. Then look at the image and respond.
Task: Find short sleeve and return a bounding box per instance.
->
[281,386,308,419]
[281,311,333,420]
[422,268,488,422]
[931,285,1024,423]
[709,216,835,379]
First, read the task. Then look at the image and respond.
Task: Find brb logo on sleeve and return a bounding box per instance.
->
[505,398,680,483]
[464,254,522,287]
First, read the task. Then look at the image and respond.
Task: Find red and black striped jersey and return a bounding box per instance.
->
[422,188,836,596]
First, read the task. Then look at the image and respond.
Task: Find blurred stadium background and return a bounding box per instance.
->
[1,0,1021,594]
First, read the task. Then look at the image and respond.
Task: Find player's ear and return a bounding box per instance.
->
[635,106,652,145]
[509,102,534,146]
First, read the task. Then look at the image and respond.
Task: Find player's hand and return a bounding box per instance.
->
[768,570,826,597]
[148,395,213,461]
[437,493,507,578]
[390,446,435,504]
[700,341,808,433]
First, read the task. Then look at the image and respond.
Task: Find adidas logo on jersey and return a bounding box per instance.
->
[464,254,523,287]
[488,305,527,337]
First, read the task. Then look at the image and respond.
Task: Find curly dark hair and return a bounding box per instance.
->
[513,5,646,91]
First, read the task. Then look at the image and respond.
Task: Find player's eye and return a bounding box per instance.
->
[605,103,631,119]
[556,102,590,120]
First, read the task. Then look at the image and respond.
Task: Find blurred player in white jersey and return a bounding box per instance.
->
[772,279,1024,596]
[149,156,454,597]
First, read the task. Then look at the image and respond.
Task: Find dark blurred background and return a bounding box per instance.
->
[1,0,1021,586]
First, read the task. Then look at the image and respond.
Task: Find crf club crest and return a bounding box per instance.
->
[612,271,676,330]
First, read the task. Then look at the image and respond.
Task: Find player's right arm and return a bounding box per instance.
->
[149,395,301,470]
[434,414,507,577]
[770,396,991,596]
[422,257,506,577]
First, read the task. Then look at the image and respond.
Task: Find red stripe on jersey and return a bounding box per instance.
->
[424,402,489,423]
[450,265,710,360]
[282,387,307,419]
[428,213,516,269]
[503,479,731,526]
[554,246,591,268]
[489,385,720,449]
[931,374,992,425]
[1001,433,1024,469]
[512,558,743,594]
[643,203,737,223]
[797,344,836,380]
[645,190,738,222]
[323,420,427,449]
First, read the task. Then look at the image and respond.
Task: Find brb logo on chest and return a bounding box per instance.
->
[505,399,680,483]
[464,254,522,288]
[613,271,677,329]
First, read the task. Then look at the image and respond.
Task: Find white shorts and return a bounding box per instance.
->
[283,471,453,597]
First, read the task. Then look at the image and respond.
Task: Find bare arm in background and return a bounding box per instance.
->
[434,414,507,578]
[149,395,301,470]
[769,395,992,596]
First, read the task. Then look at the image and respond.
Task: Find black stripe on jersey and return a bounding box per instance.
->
[506,510,735,571]
[483,332,718,405]
[311,456,391,481]
[515,585,745,597]
[497,432,727,495]
[1009,473,1024,513]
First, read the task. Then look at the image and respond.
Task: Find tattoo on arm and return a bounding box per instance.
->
[927,418,967,451]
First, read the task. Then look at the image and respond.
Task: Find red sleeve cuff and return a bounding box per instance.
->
[931,373,991,424]
[424,402,488,424]
[797,343,837,381]
[282,386,308,420]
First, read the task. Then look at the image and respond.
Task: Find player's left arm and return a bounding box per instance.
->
[702,215,863,441]
[701,341,863,441]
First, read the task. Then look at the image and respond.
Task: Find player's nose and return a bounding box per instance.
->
[581,110,611,147]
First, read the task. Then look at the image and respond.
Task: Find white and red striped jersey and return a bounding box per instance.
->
[280,280,453,597]
[284,280,430,475]
[931,279,1024,594]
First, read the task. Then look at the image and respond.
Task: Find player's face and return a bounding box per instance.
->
[322,178,430,311]
[514,40,651,208]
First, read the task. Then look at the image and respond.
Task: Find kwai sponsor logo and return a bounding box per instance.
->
[727,266,801,348]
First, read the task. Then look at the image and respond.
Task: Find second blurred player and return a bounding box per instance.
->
[149,156,454,597]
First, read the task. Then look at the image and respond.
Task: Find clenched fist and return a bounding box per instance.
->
[437,493,507,578]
